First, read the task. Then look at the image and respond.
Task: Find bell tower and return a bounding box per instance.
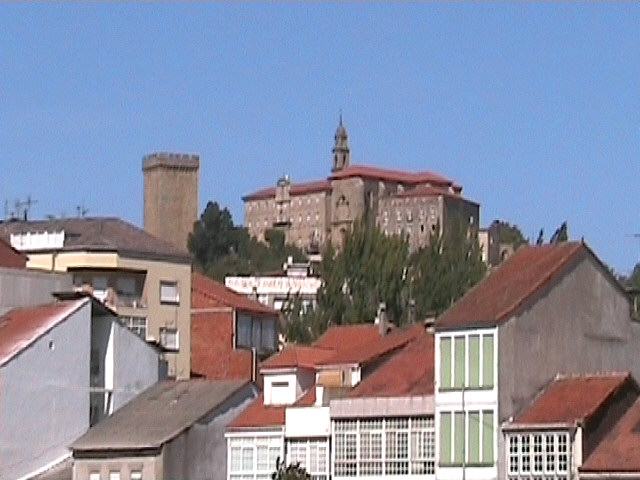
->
[332,114,350,173]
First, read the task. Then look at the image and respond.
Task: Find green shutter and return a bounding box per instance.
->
[468,411,480,464]
[468,335,480,388]
[482,411,494,464]
[482,334,494,387]
[440,413,452,465]
[454,337,466,389]
[440,337,452,389]
[453,412,465,464]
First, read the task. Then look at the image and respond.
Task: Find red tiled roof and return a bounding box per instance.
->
[329,164,453,186]
[192,273,278,316]
[318,323,424,366]
[294,387,316,407]
[0,300,85,366]
[581,396,640,473]
[512,373,631,425]
[227,394,286,429]
[260,345,335,370]
[0,238,27,269]
[391,185,476,205]
[349,331,435,398]
[243,180,331,201]
[436,242,586,330]
[313,323,383,351]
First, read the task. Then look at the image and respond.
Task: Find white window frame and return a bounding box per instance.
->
[505,431,570,479]
[438,330,496,391]
[159,280,179,305]
[287,438,329,480]
[228,435,284,480]
[439,409,495,467]
[332,416,435,477]
[159,327,179,351]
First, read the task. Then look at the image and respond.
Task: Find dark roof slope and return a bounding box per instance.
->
[436,242,586,330]
[0,238,27,269]
[511,373,631,426]
[72,379,248,451]
[0,217,191,263]
[581,396,640,473]
[0,300,86,367]
[192,272,278,316]
[349,331,434,398]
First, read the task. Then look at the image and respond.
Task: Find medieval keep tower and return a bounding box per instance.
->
[143,152,199,251]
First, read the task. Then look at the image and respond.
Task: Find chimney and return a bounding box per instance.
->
[375,302,388,336]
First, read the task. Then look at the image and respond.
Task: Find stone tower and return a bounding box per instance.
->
[332,115,350,172]
[143,152,199,251]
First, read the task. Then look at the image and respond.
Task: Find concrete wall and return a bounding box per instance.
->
[0,266,72,315]
[0,302,91,480]
[163,384,258,480]
[497,254,640,478]
[110,316,161,410]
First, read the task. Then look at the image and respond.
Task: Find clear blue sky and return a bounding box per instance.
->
[2,3,639,273]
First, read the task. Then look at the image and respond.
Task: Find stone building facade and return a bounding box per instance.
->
[143,152,200,251]
[243,120,479,251]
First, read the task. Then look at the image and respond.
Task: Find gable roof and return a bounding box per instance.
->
[226,393,286,430]
[0,237,27,269]
[192,272,278,316]
[328,164,454,187]
[580,396,640,473]
[260,345,335,370]
[0,299,87,367]
[436,242,587,330]
[313,323,383,350]
[72,379,248,451]
[348,331,435,398]
[0,217,191,263]
[243,180,331,201]
[510,373,632,427]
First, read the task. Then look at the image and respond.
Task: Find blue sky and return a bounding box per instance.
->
[2,3,639,273]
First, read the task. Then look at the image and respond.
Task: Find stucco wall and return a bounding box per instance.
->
[497,255,640,478]
[0,303,91,480]
[0,267,72,315]
[163,384,258,480]
[73,454,161,480]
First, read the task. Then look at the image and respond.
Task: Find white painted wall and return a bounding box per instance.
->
[286,406,330,437]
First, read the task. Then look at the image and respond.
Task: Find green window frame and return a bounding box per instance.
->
[453,412,465,464]
[468,335,480,388]
[482,410,494,464]
[482,334,494,387]
[468,411,480,464]
[440,413,452,465]
[440,337,452,389]
[453,336,466,389]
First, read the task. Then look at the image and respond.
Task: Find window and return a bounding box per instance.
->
[439,332,495,390]
[89,473,100,480]
[229,436,282,480]
[506,431,570,479]
[439,410,494,467]
[121,316,146,339]
[130,472,142,480]
[236,314,277,354]
[333,417,434,476]
[109,473,120,480]
[286,438,329,480]
[159,281,179,304]
[159,327,179,351]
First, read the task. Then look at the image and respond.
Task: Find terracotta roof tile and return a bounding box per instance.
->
[243,180,331,201]
[349,331,435,398]
[391,185,477,205]
[318,323,424,366]
[260,345,335,370]
[0,300,86,366]
[227,394,285,429]
[192,273,278,316]
[294,388,316,407]
[329,165,454,186]
[0,237,27,269]
[436,242,586,330]
[581,396,640,473]
[512,373,631,425]
[313,323,383,350]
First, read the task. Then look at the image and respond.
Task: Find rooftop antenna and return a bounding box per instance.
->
[76,202,89,218]
[339,109,343,126]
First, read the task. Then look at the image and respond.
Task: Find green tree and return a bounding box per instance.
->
[188,201,307,281]
[272,457,310,480]
[495,221,528,248]
[312,219,410,329]
[410,221,486,319]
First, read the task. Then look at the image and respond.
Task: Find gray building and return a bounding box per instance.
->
[0,297,162,480]
[0,265,72,315]
[71,379,258,480]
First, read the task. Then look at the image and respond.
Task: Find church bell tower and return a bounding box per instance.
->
[332,114,350,173]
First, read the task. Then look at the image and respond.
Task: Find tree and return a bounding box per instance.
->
[410,221,486,319]
[311,219,410,329]
[536,229,545,246]
[188,201,306,281]
[495,221,528,248]
[550,221,568,244]
[272,457,310,480]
